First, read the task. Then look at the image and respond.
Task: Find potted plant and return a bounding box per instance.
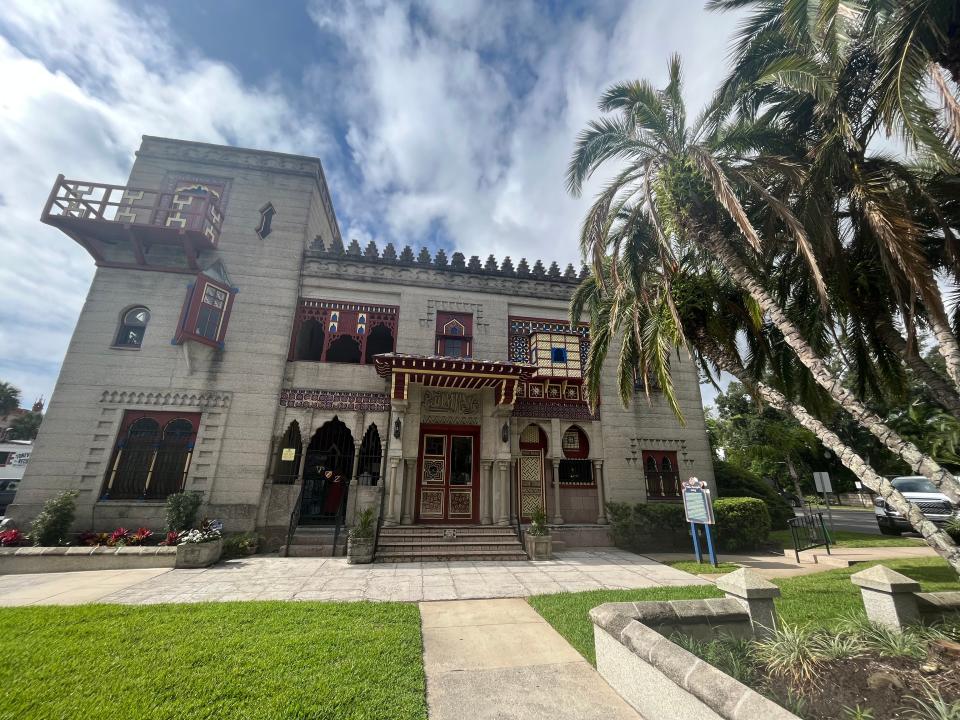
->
[174,519,223,568]
[524,507,552,560]
[347,508,375,564]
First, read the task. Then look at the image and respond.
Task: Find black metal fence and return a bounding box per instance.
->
[786,512,831,563]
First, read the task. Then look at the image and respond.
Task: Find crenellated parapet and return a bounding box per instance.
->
[308,236,588,286]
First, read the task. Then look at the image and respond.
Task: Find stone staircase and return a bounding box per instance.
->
[280,526,347,557]
[375,525,529,563]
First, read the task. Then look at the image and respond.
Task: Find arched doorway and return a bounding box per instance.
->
[517,423,547,521]
[301,417,354,525]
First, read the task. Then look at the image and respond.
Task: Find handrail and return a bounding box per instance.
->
[511,466,523,543]
[282,481,306,558]
[373,475,388,558]
[43,175,223,245]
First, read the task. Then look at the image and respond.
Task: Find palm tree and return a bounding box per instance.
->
[567,57,960,503]
[8,412,41,441]
[0,382,20,418]
[570,218,960,572]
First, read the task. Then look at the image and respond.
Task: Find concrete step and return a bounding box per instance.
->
[280,544,344,557]
[378,542,525,552]
[375,549,529,563]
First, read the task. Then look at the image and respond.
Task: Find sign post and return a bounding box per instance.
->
[813,471,835,536]
[682,477,717,567]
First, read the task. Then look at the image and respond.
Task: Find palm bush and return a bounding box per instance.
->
[30,490,78,546]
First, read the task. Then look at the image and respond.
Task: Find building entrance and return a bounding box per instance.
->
[415,426,480,523]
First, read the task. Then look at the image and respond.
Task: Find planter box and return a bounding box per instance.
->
[591,602,798,720]
[175,538,223,568]
[0,545,177,574]
[524,532,552,560]
[347,537,374,564]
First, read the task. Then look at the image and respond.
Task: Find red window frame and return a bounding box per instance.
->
[174,274,236,349]
[435,312,473,358]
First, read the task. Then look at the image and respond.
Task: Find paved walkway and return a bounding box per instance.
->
[0,549,706,606]
[421,598,640,720]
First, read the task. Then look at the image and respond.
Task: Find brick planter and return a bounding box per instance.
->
[347,537,374,564]
[175,538,223,568]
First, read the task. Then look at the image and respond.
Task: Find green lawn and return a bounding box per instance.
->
[770,528,924,548]
[663,560,742,574]
[528,557,958,665]
[0,601,427,720]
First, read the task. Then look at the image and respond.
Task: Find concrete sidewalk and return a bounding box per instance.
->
[420,598,640,720]
[647,544,938,580]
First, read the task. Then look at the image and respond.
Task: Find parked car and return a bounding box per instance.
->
[874,476,957,535]
[0,478,19,515]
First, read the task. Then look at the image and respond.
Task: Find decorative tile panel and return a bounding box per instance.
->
[279,389,390,412]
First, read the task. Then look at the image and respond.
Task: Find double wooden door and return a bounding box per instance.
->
[415,426,479,523]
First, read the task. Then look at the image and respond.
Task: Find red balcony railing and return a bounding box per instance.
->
[41,175,223,270]
[645,471,682,501]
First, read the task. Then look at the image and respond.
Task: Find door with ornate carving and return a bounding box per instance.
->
[415,426,480,523]
[517,424,547,521]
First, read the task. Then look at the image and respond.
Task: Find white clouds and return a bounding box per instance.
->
[0,0,328,404]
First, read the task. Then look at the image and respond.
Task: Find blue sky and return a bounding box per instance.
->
[0,0,741,410]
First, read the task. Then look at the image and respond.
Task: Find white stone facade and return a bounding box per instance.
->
[12,137,714,545]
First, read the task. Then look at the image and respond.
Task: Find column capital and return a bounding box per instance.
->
[592,458,603,469]
[480,459,494,469]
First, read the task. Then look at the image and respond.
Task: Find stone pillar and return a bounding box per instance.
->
[716,569,781,638]
[400,460,413,525]
[850,565,921,632]
[383,458,401,526]
[593,458,607,524]
[378,440,388,488]
[496,460,510,526]
[551,459,564,524]
[480,460,493,525]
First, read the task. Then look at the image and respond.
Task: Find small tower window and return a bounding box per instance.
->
[256,203,276,239]
[114,307,150,348]
[551,347,568,363]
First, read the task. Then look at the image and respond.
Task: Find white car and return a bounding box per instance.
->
[874,476,957,535]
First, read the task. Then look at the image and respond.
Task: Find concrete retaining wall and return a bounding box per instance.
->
[0,545,177,574]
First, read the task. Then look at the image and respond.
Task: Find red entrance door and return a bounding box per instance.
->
[415,426,480,523]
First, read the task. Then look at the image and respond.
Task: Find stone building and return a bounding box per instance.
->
[10,136,713,555]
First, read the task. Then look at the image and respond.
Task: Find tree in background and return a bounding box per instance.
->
[0,382,20,418]
[8,413,41,441]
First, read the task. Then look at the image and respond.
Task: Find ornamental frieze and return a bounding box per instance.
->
[280,389,390,412]
[421,390,481,425]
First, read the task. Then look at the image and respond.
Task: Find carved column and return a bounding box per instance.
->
[401,460,413,525]
[480,460,493,525]
[593,458,607,524]
[496,460,510,526]
[551,459,564,524]
[384,458,401,526]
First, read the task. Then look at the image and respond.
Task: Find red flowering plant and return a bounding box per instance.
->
[158,530,181,546]
[127,528,153,546]
[0,529,25,547]
[107,527,131,547]
[79,530,99,546]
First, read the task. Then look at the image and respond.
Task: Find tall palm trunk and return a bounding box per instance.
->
[702,233,960,505]
[926,310,960,395]
[701,337,960,574]
[877,321,960,419]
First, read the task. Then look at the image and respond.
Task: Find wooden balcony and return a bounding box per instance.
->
[645,471,682,502]
[41,175,223,272]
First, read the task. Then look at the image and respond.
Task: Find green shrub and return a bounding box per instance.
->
[713,497,771,551]
[606,501,688,551]
[528,506,548,536]
[165,492,202,533]
[713,460,794,530]
[30,490,78,546]
[222,532,261,559]
[350,508,374,539]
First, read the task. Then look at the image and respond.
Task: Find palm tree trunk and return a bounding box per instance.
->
[785,455,805,509]
[702,233,960,505]
[926,310,960,395]
[701,337,960,573]
[876,321,960,419]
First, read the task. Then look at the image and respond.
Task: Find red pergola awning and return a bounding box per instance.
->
[373,353,535,405]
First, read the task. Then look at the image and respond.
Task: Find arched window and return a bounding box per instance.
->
[559,425,592,484]
[661,456,673,472]
[274,421,303,484]
[114,307,150,348]
[103,412,199,500]
[364,324,394,363]
[295,319,325,361]
[326,335,361,364]
[646,456,657,474]
[357,424,382,485]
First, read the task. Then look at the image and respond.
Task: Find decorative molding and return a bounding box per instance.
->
[99,389,231,409]
[627,438,692,465]
[280,389,390,412]
[303,256,578,300]
[422,390,480,416]
[512,398,599,421]
[422,299,490,334]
